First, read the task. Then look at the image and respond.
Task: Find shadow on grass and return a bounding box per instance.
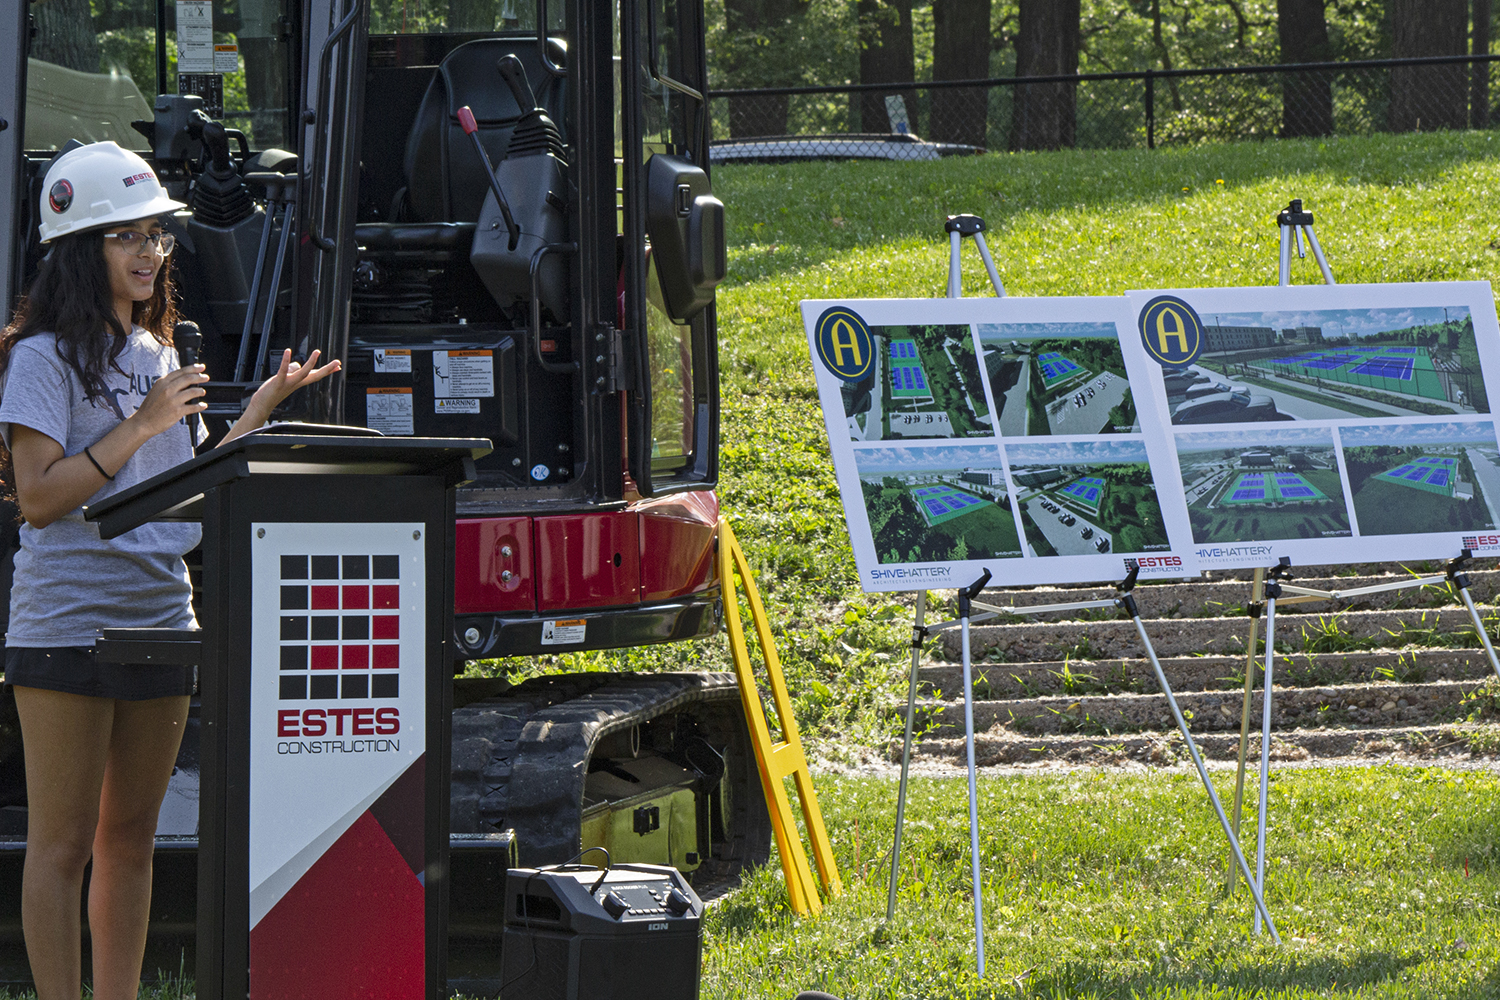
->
[1027,947,1427,998]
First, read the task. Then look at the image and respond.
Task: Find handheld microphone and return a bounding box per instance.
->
[174,320,202,369]
[174,321,204,444]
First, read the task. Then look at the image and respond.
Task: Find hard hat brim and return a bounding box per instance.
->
[40,193,189,243]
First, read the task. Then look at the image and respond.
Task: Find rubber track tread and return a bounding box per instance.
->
[450,671,740,866]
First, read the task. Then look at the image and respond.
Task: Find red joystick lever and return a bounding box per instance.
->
[456,105,520,250]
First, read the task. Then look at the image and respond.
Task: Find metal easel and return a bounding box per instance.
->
[889,567,1283,968]
[885,213,1005,929]
[1242,551,1500,933]
[1223,197,1338,903]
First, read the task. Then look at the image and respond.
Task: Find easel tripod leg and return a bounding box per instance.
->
[1254,595,1278,936]
[1228,568,1266,892]
[1127,613,1281,944]
[1457,584,1500,681]
[960,611,986,977]
[887,590,927,921]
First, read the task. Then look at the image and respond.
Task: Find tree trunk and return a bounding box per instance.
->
[1010,0,1079,151]
[1390,0,1467,132]
[1278,0,1333,137]
[722,0,809,137]
[858,0,918,134]
[1475,0,1492,128]
[32,0,101,73]
[931,0,992,147]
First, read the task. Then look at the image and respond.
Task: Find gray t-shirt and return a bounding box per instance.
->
[0,328,204,647]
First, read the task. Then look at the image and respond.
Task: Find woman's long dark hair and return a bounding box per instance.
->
[0,227,179,402]
[0,227,178,511]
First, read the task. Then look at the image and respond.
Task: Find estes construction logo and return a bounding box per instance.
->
[1462,534,1500,552]
[1125,555,1185,575]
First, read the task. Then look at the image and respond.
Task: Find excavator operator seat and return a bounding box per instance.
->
[401,38,568,224]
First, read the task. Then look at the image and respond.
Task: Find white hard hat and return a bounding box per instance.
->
[37,141,186,243]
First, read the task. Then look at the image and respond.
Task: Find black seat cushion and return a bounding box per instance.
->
[402,38,567,224]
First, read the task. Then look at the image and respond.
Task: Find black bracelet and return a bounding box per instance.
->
[83,446,115,482]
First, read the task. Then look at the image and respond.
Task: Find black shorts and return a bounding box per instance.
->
[4,646,194,701]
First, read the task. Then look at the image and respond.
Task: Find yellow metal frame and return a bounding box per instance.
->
[717,517,841,915]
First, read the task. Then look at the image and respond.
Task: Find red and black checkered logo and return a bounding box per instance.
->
[279,554,401,701]
[1464,536,1478,549]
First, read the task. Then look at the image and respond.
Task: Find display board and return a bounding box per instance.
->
[1122,281,1500,570]
[802,296,1200,592]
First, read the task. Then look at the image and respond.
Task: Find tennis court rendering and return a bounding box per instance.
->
[1375,455,1458,498]
[889,339,931,399]
[1056,476,1105,514]
[1220,471,1330,505]
[1250,345,1449,402]
[1037,351,1085,389]
[913,485,991,527]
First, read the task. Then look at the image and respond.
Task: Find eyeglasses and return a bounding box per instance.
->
[103,231,175,255]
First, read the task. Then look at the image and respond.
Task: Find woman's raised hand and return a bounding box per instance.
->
[247,349,342,420]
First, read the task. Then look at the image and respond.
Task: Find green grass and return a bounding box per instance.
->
[469,128,1500,755]
[704,767,1500,1000]
[444,131,1500,999]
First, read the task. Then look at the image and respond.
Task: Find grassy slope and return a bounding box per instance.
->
[473,129,1500,751]
[697,132,1500,1000]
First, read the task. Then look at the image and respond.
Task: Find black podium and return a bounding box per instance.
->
[85,430,491,1000]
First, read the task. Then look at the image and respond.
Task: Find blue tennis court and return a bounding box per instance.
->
[1376,454,1459,498]
[914,484,994,526]
[1241,476,1264,485]
[1302,355,1359,369]
[1232,488,1265,501]
[1039,354,1084,388]
[1077,477,1105,487]
[890,340,919,360]
[1275,474,1302,484]
[1386,347,1417,354]
[1281,486,1315,498]
[914,487,946,496]
[1351,358,1414,380]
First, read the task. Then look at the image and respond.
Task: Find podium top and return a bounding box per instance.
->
[84,431,492,539]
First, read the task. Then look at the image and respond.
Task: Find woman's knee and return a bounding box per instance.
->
[26,828,96,880]
[92,812,159,867]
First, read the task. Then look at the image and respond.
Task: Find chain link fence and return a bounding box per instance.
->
[707,54,1500,163]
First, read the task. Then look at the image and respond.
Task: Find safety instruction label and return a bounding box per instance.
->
[373,348,412,374]
[434,398,481,415]
[214,44,239,72]
[433,350,494,398]
[541,619,587,645]
[175,1,214,73]
[365,387,413,435]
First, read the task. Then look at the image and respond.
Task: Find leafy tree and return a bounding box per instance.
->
[1390,0,1468,131]
[1278,0,1333,136]
[932,0,992,145]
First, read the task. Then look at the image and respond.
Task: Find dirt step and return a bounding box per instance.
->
[918,648,1500,699]
[906,721,1500,768]
[920,678,1495,737]
[946,606,1495,662]
[937,569,1500,621]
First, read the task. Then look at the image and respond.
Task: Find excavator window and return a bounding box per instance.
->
[23,0,292,153]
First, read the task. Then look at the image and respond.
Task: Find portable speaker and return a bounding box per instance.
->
[498,863,703,1000]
